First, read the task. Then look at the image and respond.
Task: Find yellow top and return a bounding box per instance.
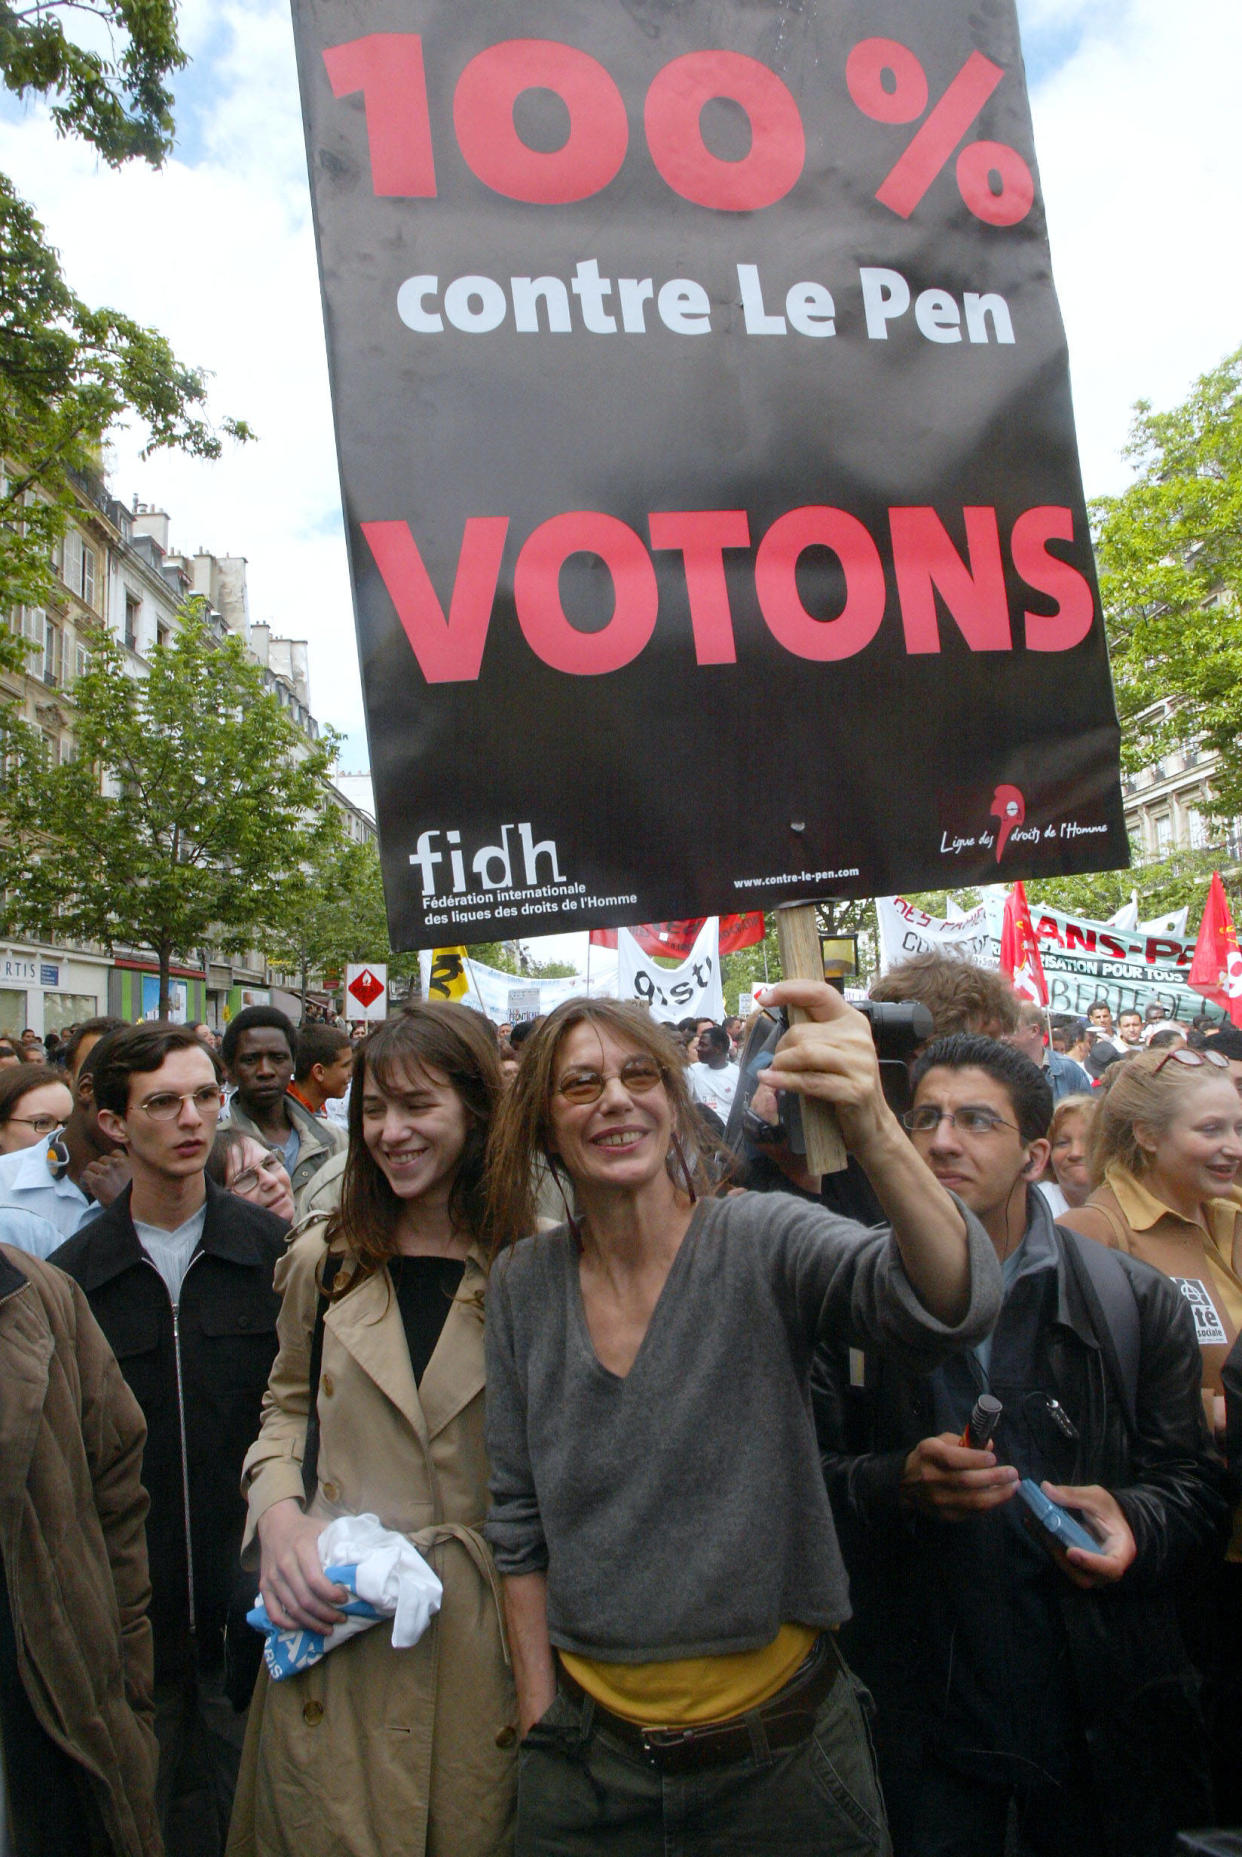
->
[559,1623,819,1726]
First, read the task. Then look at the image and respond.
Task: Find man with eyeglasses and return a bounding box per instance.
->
[51,1024,287,1857]
[814,1033,1227,1857]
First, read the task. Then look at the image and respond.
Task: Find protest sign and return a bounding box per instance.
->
[418,950,608,1020]
[345,962,389,1021]
[505,985,542,1023]
[877,894,1217,1023]
[291,0,1126,945]
[616,919,724,1022]
[876,895,993,970]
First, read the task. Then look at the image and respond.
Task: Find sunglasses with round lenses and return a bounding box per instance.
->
[1151,1046,1230,1076]
[902,1106,1019,1136]
[135,1084,224,1121]
[555,1057,667,1105]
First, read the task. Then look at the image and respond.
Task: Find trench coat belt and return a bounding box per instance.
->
[408,1520,511,1667]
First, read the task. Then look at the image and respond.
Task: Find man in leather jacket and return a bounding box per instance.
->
[52,1024,286,1857]
[814,1034,1229,1857]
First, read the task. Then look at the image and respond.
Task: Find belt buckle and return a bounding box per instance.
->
[640,1725,697,1765]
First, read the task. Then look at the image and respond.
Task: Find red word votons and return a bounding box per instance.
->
[361,504,1094,685]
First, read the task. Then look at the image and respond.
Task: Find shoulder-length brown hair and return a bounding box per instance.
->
[0,1063,69,1126]
[486,998,715,1256]
[327,1003,502,1277]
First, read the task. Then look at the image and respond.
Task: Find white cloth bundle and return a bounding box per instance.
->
[248,1512,443,1679]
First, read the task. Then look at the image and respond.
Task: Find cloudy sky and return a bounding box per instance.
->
[1,0,1236,790]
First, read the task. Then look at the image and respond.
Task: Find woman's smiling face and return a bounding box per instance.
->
[1140,1076,1242,1207]
[546,1022,672,1197]
[361,1058,471,1208]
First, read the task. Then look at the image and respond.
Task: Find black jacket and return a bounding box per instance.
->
[51,1178,286,1682]
[814,1202,1230,1856]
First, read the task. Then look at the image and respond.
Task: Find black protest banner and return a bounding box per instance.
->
[290,0,1127,946]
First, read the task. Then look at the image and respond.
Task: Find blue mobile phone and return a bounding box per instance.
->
[1016,1479,1100,1559]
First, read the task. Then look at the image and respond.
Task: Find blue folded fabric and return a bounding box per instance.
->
[246,1562,385,1680]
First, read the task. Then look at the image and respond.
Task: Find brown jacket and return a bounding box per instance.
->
[227,1222,516,1857]
[0,1244,161,1857]
[1062,1165,1242,1397]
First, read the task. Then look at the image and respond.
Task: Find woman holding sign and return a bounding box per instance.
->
[228,1006,516,1857]
[483,984,1001,1855]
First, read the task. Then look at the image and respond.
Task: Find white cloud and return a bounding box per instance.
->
[1027,0,1242,494]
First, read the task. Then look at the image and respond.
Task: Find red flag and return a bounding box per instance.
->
[590,915,764,957]
[999,881,1048,1006]
[1188,873,1242,1028]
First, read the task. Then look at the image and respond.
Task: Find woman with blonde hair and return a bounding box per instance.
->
[228,1004,516,1857]
[1061,1043,1242,1826]
[1038,1091,1096,1218]
[1058,1045,1242,1436]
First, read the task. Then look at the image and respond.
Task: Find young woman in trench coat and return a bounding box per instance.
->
[226,1005,516,1857]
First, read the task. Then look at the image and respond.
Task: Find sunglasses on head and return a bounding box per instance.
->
[1151,1046,1230,1076]
[555,1056,667,1105]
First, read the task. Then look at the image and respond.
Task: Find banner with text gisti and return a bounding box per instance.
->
[290,0,1127,945]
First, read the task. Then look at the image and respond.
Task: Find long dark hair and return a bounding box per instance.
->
[327,1003,502,1276]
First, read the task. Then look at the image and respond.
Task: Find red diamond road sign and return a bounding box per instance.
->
[347,967,384,1009]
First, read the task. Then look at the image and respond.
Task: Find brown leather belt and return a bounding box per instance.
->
[556,1633,841,1775]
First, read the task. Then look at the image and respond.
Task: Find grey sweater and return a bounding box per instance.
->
[484,1188,1000,1661]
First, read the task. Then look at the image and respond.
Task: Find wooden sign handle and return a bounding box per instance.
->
[775,903,849,1176]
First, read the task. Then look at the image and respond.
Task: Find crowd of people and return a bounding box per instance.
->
[0,959,1239,1857]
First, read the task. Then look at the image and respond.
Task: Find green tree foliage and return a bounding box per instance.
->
[526,957,578,979]
[1093,348,1242,818]
[0,0,184,166]
[1028,849,1230,939]
[263,833,422,1008]
[0,606,338,1016]
[719,900,881,1011]
[0,6,249,633]
[461,942,523,975]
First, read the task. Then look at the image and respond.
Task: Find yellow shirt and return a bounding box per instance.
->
[560,1623,819,1726]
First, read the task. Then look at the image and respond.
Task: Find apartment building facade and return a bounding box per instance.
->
[1,470,373,1036]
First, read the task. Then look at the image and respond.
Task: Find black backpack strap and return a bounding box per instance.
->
[302,1251,342,1503]
[1060,1227,1141,1436]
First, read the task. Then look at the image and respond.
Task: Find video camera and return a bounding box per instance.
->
[724,996,933,1159]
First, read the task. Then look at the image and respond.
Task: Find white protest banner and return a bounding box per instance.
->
[419,952,612,1022]
[877,895,1217,1023]
[617,919,724,1023]
[876,897,993,971]
[345,963,389,1022]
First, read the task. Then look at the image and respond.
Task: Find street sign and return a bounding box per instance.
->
[345,963,389,1021]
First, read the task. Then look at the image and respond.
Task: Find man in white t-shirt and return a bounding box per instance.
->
[688,1024,739,1123]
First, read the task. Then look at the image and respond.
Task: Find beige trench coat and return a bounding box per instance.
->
[226,1223,516,1857]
